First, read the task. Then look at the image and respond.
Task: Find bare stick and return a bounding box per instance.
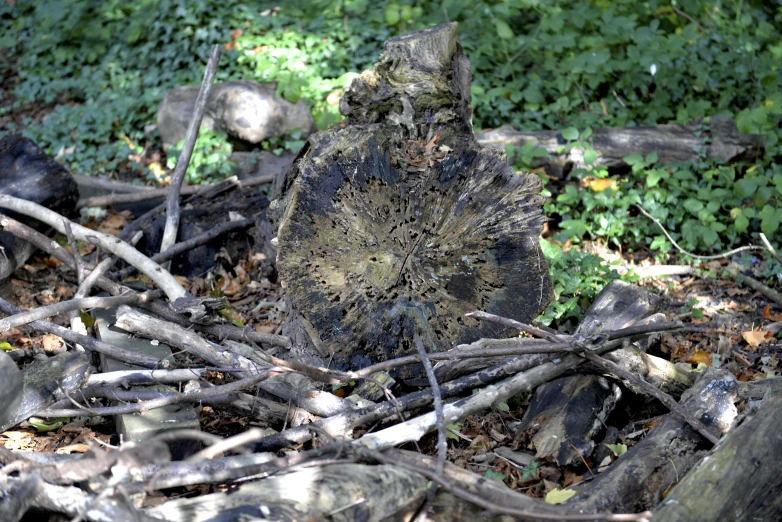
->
[185,427,270,462]
[726,262,782,306]
[356,341,620,451]
[0,196,188,301]
[141,299,291,348]
[86,368,205,386]
[160,44,222,255]
[584,352,720,444]
[114,306,347,417]
[36,369,279,417]
[759,233,781,263]
[634,204,765,260]
[61,218,85,284]
[413,332,446,478]
[466,310,562,342]
[76,173,276,209]
[0,297,164,368]
[0,291,161,332]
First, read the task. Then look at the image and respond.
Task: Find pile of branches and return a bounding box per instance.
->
[1,29,780,522]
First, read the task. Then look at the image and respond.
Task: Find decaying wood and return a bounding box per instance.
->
[0,352,91,433]
[510,280,656,465]
[144,463,428,522]
[652,391,782,521]
[513,374,622,466]
[737,376,782,400]
[569,368,737,514]
[273,22,551,378]
[476,115,764,179]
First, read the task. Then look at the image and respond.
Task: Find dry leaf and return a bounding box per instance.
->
[56,443,91,454]
[727,287,748,296]
[742,330,771,349]
[761,304,782,321]
[588,178,613,192]
[41,334,65,354]
[98,213,131,236]
[217,274,242,296]
[687,349,711,366]
[254,323,277,333]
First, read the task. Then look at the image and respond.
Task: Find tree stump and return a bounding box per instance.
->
[272,23,551,377]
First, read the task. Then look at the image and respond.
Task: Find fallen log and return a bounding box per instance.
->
[476,115,763,179]
[652,385,782,521]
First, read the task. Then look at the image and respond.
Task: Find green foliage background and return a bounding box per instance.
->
[1,0,780,323]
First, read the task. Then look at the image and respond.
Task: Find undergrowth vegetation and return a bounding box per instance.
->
[0,0,780,324]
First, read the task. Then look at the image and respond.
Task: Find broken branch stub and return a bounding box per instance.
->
[273,23,551,377]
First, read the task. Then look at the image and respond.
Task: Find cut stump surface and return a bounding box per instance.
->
[274,24,551,376]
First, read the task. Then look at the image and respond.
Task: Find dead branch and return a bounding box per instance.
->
[160,45,222,254]
[0,195,188,301]
[114,306,351,417]
[0,291,161,332]
[0,297,164,368]
[76,172,276,209]
[36,368,279,418]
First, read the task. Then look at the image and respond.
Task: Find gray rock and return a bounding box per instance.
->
[230,150,296,180]
[157,80,316,148]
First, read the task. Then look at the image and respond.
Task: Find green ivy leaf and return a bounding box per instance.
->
[495,19,514,39]
[683,199,703,215]
[484,469,507,482]
[605,443,627,457]
[561,127,579,141]
[646,169,664,187]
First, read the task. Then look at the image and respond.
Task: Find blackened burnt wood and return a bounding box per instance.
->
[272,23,551,378]
[0,135,79,280]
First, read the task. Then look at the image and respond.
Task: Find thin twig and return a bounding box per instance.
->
[759,233,782,263]
[634,204,766,260]
[0,297,165,368]
[466,310,561,342]
[37,369,280,417]
[76,173,276,209]
[0,196,188,301]
[160,44,222,254]
[671,4,704,31]
[62,218,85,285]
[413,332,446,477]
[0,291,161,332]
